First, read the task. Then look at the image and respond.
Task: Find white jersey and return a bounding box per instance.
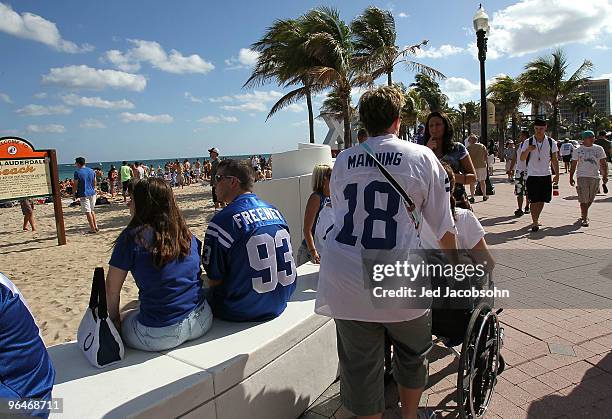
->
[315,134,456,322]
[519,135,558,177]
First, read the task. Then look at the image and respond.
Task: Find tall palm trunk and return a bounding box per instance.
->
[342,92,351,149]
[305,87,315,143]
[387,70,392,86]
[552,104,559,140]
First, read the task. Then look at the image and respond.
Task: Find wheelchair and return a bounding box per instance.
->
[384,264,505,419]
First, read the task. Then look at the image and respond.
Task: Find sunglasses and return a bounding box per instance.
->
[215,174,236,182]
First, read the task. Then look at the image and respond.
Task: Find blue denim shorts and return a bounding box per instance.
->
[121,299,212,351]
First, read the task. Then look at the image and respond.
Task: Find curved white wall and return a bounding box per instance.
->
[271,144,332,179]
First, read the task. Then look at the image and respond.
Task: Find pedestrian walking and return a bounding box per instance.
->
[559,139,574,174]
[73,157,99,233]
[508,129,531,217]
[519,119,560,232]
[569,130,608,227]
[467,134,488,203]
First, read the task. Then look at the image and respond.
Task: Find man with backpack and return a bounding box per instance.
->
[519,119,560,232]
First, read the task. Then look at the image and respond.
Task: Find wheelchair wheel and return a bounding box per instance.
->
[456,302,502,419]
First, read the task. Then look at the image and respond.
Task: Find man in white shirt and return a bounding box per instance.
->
[519,119,560,232]
[316,86,457,418]
[559,139,574,174]
[508,129,531,216]
[570,130,608,227]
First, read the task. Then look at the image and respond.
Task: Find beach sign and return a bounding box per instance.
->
[0,137,66,245]
[0,137,53,201]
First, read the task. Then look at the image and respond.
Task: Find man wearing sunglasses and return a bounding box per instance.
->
[202,159,297,322]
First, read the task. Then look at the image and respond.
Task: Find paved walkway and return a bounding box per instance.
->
[302,161,612,419]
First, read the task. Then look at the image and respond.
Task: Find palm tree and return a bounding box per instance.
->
[319,89,356,121]
[488,75,522,156]
[350,7,444,86]
[394,83,429,140]
[519,48,592,140]
[459,101,480,135]
[411,73,448,112]
[300,7,370,148]
[245,18,321,143]
[567,92,595,124]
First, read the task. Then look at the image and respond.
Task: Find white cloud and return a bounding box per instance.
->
[120,112,173,123]
[482,0,612,58]
[62,93,134,109]
[80,118,106,129]
[221,102,268,112]
[441,77,480,107]
[594,45,610,50]
[33,92,47,99]
[198,115,238,124]
[104,39,214,74]
[414,44,464,59]
[0,3,93,53]
[225,48,261,69]
[397,12,409,18]
[213,90,284,113]
[184,91,203,103]
[283,103,305,113]
[208,95,233,103]
[0,92,12,103]
[291,119,325,127]
[16,104,72,116]
[0,129,19,135]
[597,73,612,79]
[42,65,146,91]
[26,124,65,133]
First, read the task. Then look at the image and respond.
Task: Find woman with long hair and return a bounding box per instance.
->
[106,178,212,351]
[424,111,476,209]
[296,164,332,265]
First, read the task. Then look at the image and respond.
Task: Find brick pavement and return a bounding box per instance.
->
[302,162,612,419]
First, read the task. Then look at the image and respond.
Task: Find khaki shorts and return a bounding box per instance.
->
[80,195,96,213]
[334,311,432,416]
[576,177,599,204]
[475,167,488,182]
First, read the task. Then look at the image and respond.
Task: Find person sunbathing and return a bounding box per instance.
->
[105,178,212,351]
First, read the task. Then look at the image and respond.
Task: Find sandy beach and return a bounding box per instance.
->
[0,183,215,347]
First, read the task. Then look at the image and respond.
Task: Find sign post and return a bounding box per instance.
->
[0,137,66,245]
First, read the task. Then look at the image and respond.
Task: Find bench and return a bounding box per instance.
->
[48,263,338,419]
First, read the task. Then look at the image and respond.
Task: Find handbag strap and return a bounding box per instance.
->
[88,267,108,319]
[94,267,109,319]
[360,142,421,230]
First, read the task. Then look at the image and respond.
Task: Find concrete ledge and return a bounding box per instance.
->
[48,263,337,419]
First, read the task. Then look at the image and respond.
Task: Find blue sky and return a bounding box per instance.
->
[1,0,611,163]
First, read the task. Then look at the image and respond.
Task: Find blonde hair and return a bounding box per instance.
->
[311,164,332,195]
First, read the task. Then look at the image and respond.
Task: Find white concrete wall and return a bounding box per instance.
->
[254,144,333,250]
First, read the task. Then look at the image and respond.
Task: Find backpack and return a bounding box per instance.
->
[525,136,554,167]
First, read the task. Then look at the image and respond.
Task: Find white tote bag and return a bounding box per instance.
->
[77,267,125,368]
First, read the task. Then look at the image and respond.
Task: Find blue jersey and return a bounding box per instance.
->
[203,193,297,321]
[0,273,55,417]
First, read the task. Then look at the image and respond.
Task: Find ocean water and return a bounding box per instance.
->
[57,154,269,181]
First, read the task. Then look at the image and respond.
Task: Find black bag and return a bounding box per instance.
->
[77,268,124,368]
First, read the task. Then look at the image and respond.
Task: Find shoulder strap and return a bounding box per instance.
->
[360,142,421,230]
[548,137,553,159]
[526,136,534,167]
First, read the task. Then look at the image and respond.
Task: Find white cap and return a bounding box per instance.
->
[208,147,219,154]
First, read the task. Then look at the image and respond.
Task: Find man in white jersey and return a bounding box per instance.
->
[570,130,608,227]
[316,86,457,419]
[519,119,560,232]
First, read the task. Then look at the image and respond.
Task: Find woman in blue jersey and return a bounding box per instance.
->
[296,164,332,265]
[106,177,212,351]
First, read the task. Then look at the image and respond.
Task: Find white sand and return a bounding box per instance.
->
[0,183,215,346]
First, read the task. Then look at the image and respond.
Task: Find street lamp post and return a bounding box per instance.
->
[474,4,489,146]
